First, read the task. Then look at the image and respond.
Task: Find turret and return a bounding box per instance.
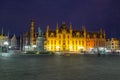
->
[70,22,72,33]
[46,25,49,37]
[1,27,3,36]
[99,28,103,38]
[56,22,59,33]
[82,25,86,37]
[100,28,102,34]
[103,30,106,39]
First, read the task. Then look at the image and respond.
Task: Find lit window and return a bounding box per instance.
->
[59,41,61,44]
[68,36,69,39]
[63,35,65,39]
[59,35,61,39]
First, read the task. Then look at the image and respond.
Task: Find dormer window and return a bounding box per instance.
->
[87,35,90,38]
[93,34,96,38]
[76,32,79,37]
[50,33,54,37]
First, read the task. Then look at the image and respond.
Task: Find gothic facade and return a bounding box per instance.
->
[23,20,106,52]
[45,22,106,52]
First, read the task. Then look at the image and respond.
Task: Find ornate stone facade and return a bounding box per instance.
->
[45,22,106,52]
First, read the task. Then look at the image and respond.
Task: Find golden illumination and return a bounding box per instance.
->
[44,22,106,53]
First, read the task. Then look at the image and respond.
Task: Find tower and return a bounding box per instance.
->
[30,20,35,45]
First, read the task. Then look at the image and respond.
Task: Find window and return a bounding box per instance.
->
[63,40,65,45]
[51,40,53,44]
[51,33,54,37]
[59,41,61,44]
[82,41,84,45]
[68,36,69,39]
[55,41,56,45]
[76,33,79,37]
[79,41,80,45]
[72,41,74,45]
[63,34,65,39]
[68,41,69,44]
[59,35,61,39]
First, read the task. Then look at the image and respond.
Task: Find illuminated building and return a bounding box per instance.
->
[86,28,106,50]
[0,28,9,52]
[106,38,119,51]
[23,21,106,53]
[45,22,106,52]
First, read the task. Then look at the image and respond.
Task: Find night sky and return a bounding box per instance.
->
[0,0,120,39]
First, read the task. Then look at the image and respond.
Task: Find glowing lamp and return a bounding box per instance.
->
[4,41,9,45]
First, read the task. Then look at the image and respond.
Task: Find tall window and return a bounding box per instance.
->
[82,41,84,46]
[55,41,56,45]
[59,41,61,44]
[72,41,74,45]
[51,40,53,44]
[48,41,49,44]
[63,34,65,39]
[68,35,69,39]
[59,35,61,39]
[63,40,65,45]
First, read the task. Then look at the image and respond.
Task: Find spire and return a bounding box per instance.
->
[56,22,59,29]
[46,25,49,37]
[70,22,72,33]
[1,27,3,36]
[103,30,106,38]
[62,21,66,24]
[7,31,9,38]
[13,34,16,38]
[82,25,86,37]
[46,25,49,32]
[99,28,103,38]
[30,19,34,28]
[70,22,72,29]
[11,34,16,40]
[56,22,59,33]
[82,25,86,32]
[100,28,102,34]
